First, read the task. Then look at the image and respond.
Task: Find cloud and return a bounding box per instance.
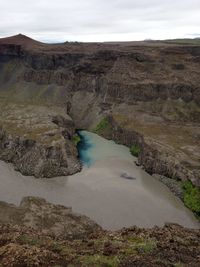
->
[0,0,200,42]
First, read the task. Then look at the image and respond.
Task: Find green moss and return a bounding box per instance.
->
[72,134,81,146]
[94,118,110,133]
[124,237,156,255]
[135,240,157,253]
[51,242,66,253]
[18,235,42,246]
[130,144,141,157]
[127,236,144,243]
[51,242,75,257]
[173,263,185,267]
[122,235,156,256]
[79,255,119,267]
[182,181,200,216]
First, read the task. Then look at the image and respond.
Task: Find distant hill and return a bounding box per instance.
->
[161,38,200,45]
[0,34,48,50]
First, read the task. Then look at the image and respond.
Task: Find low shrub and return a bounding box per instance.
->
[72,134,81,146]
[94,118,109,132]
[130,144,141,157]
[182,180,200,216]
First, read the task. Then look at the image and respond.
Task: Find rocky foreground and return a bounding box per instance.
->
[0,197,199,267]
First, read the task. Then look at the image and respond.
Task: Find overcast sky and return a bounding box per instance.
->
[0,0,200,42]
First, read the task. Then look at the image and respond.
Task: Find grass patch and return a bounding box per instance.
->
[173,262,185,267]
[78,255,119,267]
[123,236,157,255]
[130,144,141,157]
[72,134,81,146]
[135,240,157,253]
[182,180,200,217]
[94,118,110,133]
[51,242,75,257]
[18,235,42,246]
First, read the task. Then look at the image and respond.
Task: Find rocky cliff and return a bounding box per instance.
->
[98,115,200,187]
[0,34,199,184]
[0,103,81,177]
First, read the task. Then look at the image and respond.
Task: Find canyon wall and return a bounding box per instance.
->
[99,116,200,187]
[0,35,199,184]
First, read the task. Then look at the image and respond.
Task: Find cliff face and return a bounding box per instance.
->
[1,36,200,106]
[0,103,81,177]
[0,127,81,178]
[100,116,200,187]
[0,34,199,183]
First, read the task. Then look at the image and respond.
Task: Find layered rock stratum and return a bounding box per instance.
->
[0,34,199,186]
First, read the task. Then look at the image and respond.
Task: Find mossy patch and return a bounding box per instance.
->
[51,242,75,257]
[18,235,42,246]
[94,118,110,133]
[130,144,141,157]
[135,240,157,253]
[78,255,120,267]
[182,180,200,218]
[124,237,157,255]
[72,134,81,146]
[173,262,185,267]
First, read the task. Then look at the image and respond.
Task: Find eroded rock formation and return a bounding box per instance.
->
[0,196,101,238]
[0,104,81,177]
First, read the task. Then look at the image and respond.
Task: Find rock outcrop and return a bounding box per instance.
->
[0,104,81,177]
[0,196,101,238]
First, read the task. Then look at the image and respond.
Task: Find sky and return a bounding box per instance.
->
[0,0,200,43]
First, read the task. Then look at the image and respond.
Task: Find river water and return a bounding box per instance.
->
[0,131,199,230]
